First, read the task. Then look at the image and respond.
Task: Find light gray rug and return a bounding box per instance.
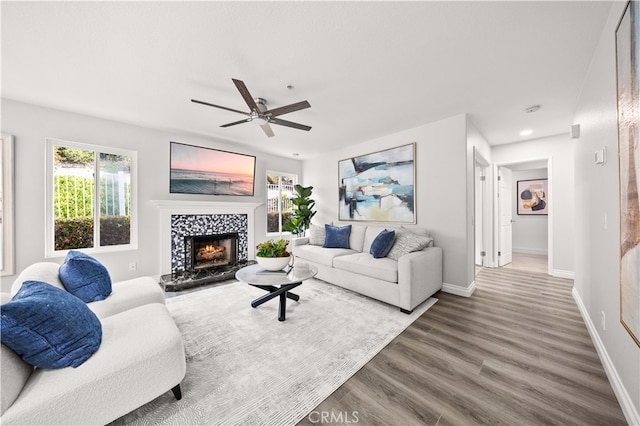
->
[111,278,436,426]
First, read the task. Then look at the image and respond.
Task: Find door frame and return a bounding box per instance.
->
[497,166,514,267]
[492,157,553,274]
[474,149,490,271]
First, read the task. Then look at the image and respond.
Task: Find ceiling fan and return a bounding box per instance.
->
[191,78,311,138]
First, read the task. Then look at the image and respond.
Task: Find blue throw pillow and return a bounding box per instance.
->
[370,229,396,258]
[323,225,352,249]
[1,281,102,369]
[58,250,112,303]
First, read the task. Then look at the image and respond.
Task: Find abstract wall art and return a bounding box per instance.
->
[616,0,640,347]
[517,179,548,215]
[338,143,415,223]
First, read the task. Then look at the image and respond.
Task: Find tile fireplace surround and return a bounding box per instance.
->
[151,200,262,275]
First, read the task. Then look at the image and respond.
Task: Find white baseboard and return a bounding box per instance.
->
[513,247,548,256]
[551,269,575,279]
[572,287,640,426]
[442,281,476,297]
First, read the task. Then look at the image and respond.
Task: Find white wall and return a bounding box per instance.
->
[573,1,639,423]
[303,114,473,292]
[0,99,302,292]
[491,134,575,276]
[511,169,548,255]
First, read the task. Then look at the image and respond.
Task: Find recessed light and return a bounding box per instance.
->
[520,129,533,136]
[525,105,541,113]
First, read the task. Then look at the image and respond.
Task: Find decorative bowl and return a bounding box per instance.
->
[256,255,291,271]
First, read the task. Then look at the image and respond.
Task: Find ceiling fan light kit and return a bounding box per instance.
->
[192,78,311,138]
[251,115,269,126]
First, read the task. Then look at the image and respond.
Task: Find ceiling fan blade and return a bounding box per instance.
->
[232,78,260,112]
[221,118,251,128]
[265,100,311,118]
[191,99,249,116]
[270,117,312,131]
[260,123,275,137]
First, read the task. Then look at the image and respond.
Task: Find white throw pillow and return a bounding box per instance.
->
[308,224,326,246]
[386,228,433,260]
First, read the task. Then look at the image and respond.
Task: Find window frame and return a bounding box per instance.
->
[1,134,15,276]
[45,138,138,257]
[266,170,298,237]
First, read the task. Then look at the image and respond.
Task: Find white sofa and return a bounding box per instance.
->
[1,262,186,426]
[292,224,443,313]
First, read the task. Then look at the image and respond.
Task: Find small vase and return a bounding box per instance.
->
[256,255,291,271]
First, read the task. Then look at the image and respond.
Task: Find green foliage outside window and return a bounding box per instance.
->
[267,211,293,234]
[99,177,131,216]
[54,176,94,218]
[51,143,133,252]
[54,147,94,166]
[55,217,94,250]
[54,175,131,218]
[55,216,131,250]
[99,216,131,246]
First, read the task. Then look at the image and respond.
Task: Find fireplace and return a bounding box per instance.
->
[153,201,259,291]
[185,232,238,271]
[167,212,249,273]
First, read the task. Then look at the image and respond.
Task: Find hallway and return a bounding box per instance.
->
[303,258,626,425]
[500,252,548,275]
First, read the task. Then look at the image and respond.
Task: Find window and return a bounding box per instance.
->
[1,134,14,275]
[266,171,297,235]
[45,138,137,256]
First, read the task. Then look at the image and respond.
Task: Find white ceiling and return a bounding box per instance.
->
[1,1,612,159]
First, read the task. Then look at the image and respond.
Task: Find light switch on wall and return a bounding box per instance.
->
[595,146,607,165]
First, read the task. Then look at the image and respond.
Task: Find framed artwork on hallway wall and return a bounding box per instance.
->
[516,179,548,215]
[616,0,640,347]
[338,143,415,223]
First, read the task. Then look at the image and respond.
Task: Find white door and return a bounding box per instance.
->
[498,167,513,266]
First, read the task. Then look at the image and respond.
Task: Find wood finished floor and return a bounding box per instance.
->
[298,256,627,426]
[500,252,549,275]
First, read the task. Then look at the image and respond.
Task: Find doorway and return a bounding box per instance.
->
[495,159,550,274]
[474,150,489,275]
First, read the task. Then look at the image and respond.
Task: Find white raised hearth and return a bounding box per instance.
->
[151,200,262,276]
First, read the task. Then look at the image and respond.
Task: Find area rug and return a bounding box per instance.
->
[110,278,436,426]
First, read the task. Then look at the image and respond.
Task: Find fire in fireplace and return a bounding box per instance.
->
[185,233,238,271]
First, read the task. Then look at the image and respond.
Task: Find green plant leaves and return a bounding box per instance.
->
[256,239,290,257]
[283,185,316,235]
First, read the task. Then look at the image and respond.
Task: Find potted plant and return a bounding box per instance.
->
[283,184,316,236]
[255,239,291,271]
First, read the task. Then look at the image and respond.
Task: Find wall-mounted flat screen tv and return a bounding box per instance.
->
[170,142,256,196]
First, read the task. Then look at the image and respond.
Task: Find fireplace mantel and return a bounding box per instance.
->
[151,200,262,274]
[150,200,262,212]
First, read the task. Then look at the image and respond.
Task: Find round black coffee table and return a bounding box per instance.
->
[235,263,318,321]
